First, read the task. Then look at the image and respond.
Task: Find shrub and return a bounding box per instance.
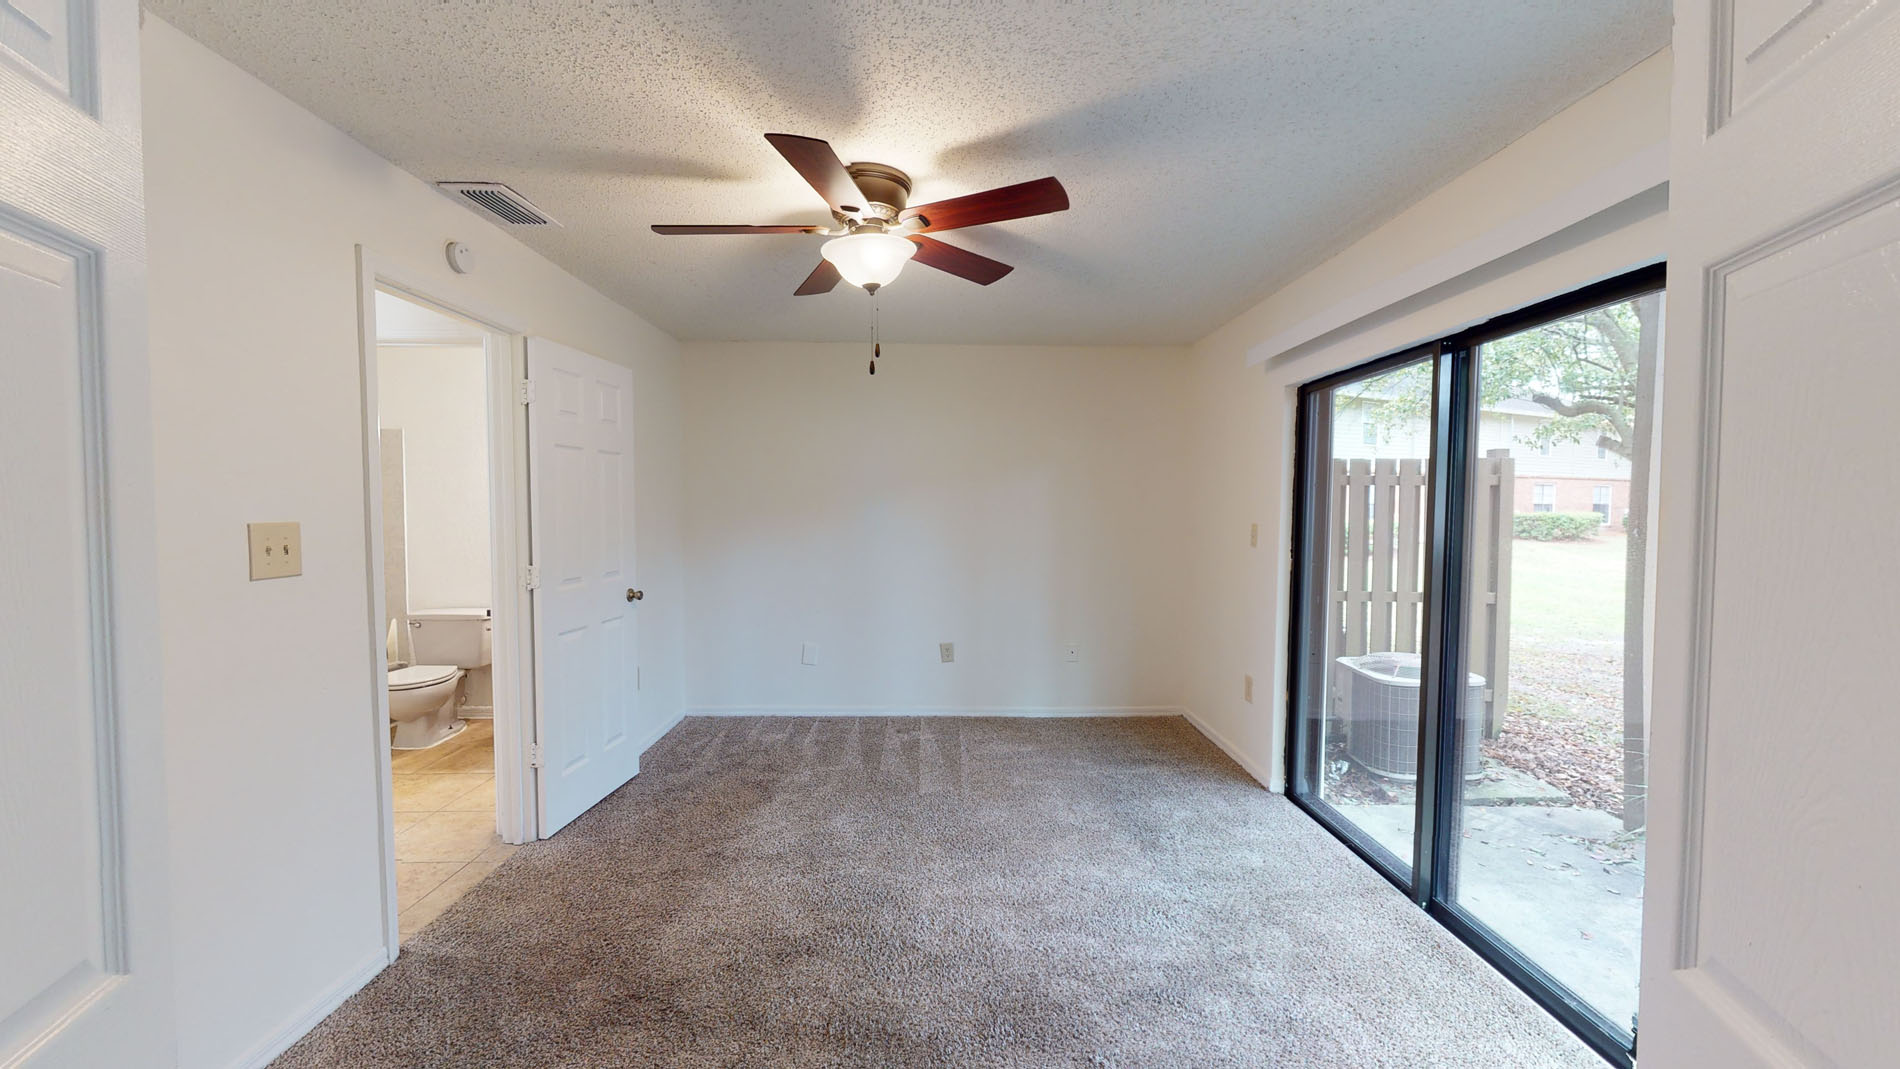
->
[1513,511,1600,541]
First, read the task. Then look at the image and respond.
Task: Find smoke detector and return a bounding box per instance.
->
[435,181,560,227]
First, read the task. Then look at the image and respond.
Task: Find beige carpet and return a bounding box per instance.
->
[273,716,1598,1068]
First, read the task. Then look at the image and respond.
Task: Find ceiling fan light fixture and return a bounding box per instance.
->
[821,231,916,290]
[652,134,1068,296]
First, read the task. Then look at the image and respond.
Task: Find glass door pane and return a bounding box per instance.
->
[1445,290,1662,1038]
[1291,354,1436,876]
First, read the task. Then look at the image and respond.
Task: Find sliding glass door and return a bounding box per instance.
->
[1286,266,1663,1066]
[1289,352,1437,880]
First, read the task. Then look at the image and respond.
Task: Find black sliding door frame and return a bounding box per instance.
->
[1283,262,1665,1068]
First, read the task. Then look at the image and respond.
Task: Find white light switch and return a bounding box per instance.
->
[939,642,955,663]
[801,642,819,666]
[1250,523,1259,548]
[1243,674,1255,703]
[248,521,301,580]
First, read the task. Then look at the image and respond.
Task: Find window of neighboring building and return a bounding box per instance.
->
[1594,485,1612,523]
[1538,441,1552,456]
[1598,444,1608,459]
[1533,483,1556,512]
[1362,419,1378,445]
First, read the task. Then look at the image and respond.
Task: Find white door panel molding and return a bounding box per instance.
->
[1646,3,1900,1065]
[0,1,173,1064]
[526,337,640,835]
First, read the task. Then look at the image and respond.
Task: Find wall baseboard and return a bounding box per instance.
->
[227,947,386,1069]
[633,707,688,753]
[1182,707,1277,791]
[685,705,1186,719]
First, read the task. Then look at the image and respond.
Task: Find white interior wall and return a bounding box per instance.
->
[141,17,685,1068]
[1179,50,1671,788]
[376,344,491,611]
[682,343,1191,714]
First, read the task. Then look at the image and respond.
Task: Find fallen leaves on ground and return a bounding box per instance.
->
[1482,643,1629,817]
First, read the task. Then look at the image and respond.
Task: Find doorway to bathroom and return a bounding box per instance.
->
[361,279,535,949]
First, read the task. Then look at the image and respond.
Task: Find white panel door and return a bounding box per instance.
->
[1645,3,1900,1065]
[0,0,174,1066]
[525,337,641,835]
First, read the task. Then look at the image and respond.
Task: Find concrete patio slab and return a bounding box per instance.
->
[1333,801,1643,1034]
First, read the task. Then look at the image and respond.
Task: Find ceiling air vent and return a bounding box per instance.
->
[436,182,560,227]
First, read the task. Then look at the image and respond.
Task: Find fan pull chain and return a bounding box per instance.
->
[869,290,881,375]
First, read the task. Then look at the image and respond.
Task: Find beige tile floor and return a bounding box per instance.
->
[391,719,517,942]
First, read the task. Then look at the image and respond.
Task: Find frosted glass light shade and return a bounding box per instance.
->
[820,231,916,289]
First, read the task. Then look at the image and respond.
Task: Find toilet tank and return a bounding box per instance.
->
[409,607,491,668]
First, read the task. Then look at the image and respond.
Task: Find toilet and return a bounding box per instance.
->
[388,607,491,749]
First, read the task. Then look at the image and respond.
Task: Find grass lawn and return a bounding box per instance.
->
[1508,533,1628,646]
[1486,532,1634,813]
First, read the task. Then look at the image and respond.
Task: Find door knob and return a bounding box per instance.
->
[626,588,643,602]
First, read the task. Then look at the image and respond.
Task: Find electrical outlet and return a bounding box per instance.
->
[1250,523,1259,548]
[1063,643,1080,663]
[247,521,301,580]
[801,642,819,666]
[1243,673,1254,703]
[939,642,955,663]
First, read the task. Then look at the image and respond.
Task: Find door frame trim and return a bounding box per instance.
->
[352,247,538,961]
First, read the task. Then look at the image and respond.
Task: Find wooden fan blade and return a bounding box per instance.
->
[906,235,1014,285]
[900,177,1068,233]
[764,133,865,214]
[651,224,825,235]
[794,259,842,296]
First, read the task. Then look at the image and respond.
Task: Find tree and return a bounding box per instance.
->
[1347,293,1661,829]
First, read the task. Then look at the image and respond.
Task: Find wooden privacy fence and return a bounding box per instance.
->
[1466,449,1515,737]
[1327,450,1513,736]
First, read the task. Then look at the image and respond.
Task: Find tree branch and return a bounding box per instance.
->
[1587,309,1637,375]
[1530,391,1634,455]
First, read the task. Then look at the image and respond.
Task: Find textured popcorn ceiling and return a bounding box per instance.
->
[149,1,1668,345]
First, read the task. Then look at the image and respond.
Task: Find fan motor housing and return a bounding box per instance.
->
[844,162,911,221]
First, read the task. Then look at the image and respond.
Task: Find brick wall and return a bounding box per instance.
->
[1512,476,1630,526]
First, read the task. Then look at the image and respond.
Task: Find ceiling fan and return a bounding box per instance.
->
[652,133,1069,295]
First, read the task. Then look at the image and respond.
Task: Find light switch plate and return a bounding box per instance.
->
[801,642,819,666]
[939,642,955,663]
[248,521,301,580]
[1243,674,1255,703]
[1250,523,1259,548]
[1063,643,1080,663]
